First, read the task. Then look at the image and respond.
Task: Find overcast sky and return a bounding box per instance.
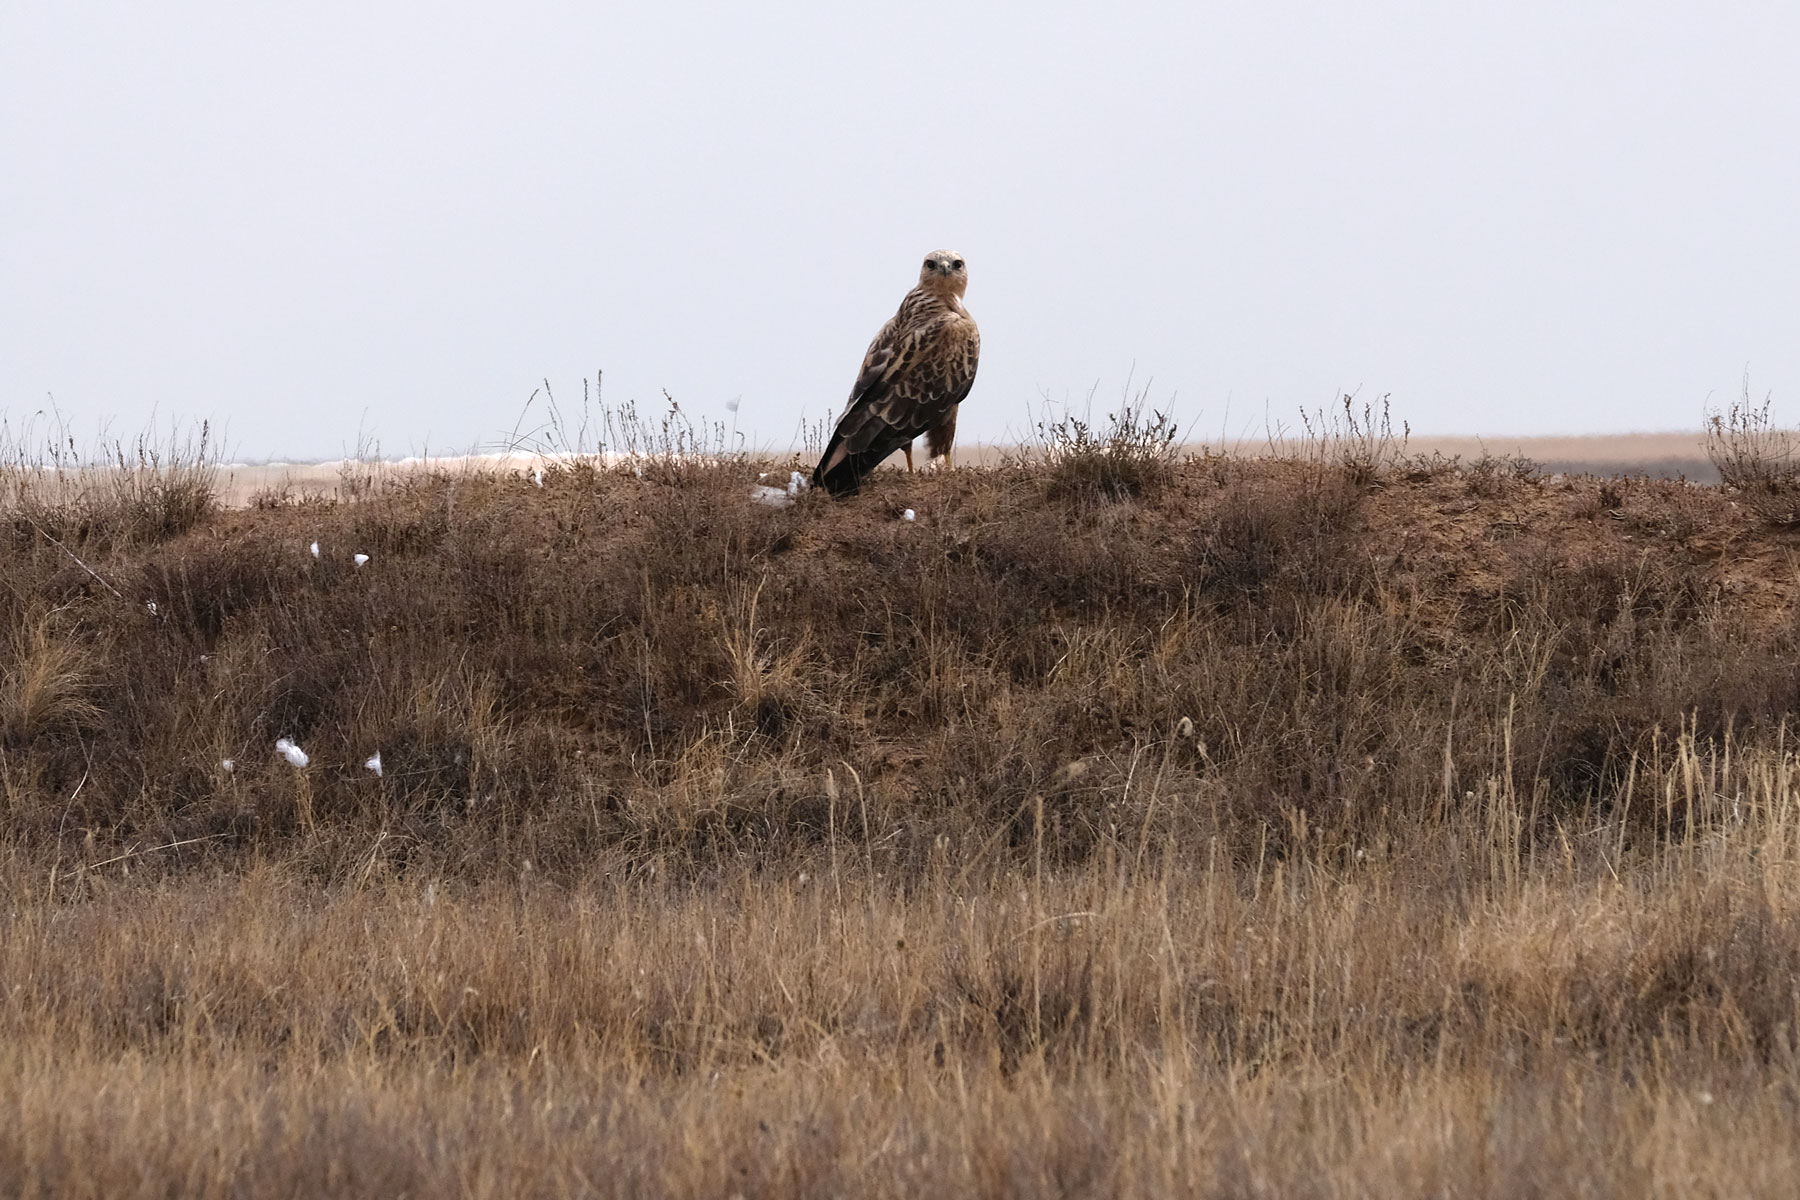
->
[4,1,1796,461]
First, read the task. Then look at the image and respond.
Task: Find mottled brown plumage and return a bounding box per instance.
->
[813,250,981,496]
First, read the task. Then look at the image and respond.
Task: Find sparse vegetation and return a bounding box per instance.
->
[1706,374,1800,525]
[4,420,1800,1196]
[1,411,218,551]
[1029,383,1182,501]
[509,374,748,484]
[1463,448,1542,496]
[1298,391,1410,485]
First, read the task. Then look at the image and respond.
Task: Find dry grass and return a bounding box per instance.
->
[1,413,218,552]
[0,609,101,748]
[1707,375,1800,525]
[1298,392,1410,485]
[5,420,1800,1195]
[6,757,1800,1197]
[1026,385,1183,503]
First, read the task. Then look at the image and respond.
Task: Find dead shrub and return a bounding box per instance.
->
[1465,450,1542,497]
[1299,392,1409,486]
[1706,375,1800,526]
[1029,384,1181,503]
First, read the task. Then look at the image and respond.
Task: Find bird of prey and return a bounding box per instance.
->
[812,250,981,496]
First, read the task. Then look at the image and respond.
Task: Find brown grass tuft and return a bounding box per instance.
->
[0,609,100,750]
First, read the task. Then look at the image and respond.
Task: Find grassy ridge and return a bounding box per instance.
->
[3,449,1790,871]
[4,433,1800,1195]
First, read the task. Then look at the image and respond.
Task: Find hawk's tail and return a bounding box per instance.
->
[812,425,908,497]
[811,443,880,496]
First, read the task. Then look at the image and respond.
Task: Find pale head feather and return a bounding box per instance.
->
[917,250,969,299]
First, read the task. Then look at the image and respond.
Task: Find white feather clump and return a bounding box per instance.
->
[750,485,792,508]
[534,467,544,488]
[788,471,809,497]
[274,738,310,768]
[309,541,320,559]
[353,553,370,568]
[903,509,916,522]
[220,758,235,774]
[365,751,383,777]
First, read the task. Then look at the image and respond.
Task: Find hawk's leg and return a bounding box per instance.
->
[904,444,914,473]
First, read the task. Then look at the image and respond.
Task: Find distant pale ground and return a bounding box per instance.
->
[1388,432,1717,481]
[212,432,1716,507]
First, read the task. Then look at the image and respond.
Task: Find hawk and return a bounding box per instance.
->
[812,250,981,496]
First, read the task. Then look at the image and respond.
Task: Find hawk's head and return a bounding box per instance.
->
[918,250,969,298]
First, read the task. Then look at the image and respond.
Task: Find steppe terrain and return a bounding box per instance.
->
[212,430,1718,507]
[4,416,1800,1197]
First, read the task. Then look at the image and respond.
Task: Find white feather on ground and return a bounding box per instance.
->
[354,553,370,567]
[750,485,792,508]
[309,541,320,559]
[274,738,309,768]
[365,751,383,777]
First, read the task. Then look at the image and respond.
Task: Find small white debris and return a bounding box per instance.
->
[274,738,310,768]
[353,553,370,568]
[309,541,320,559]
[534,467,544,488]
[750,485,793,508]
[1175,716,1194,739]
[365,751,383,777]
[220,758,235,774]
[144,600,159,616]
[903,509,915,522]
[788,470,809,497]
[725,397,740,413]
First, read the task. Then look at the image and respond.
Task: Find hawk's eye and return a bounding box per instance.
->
[952,259,964,270]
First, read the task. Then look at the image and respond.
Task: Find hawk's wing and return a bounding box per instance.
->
[814,303,979,494]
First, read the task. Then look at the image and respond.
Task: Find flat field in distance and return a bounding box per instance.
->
[4,429,1800,1197]
[208,430,1719,506]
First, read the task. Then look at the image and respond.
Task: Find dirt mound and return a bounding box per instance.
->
[2,451,1794,877]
